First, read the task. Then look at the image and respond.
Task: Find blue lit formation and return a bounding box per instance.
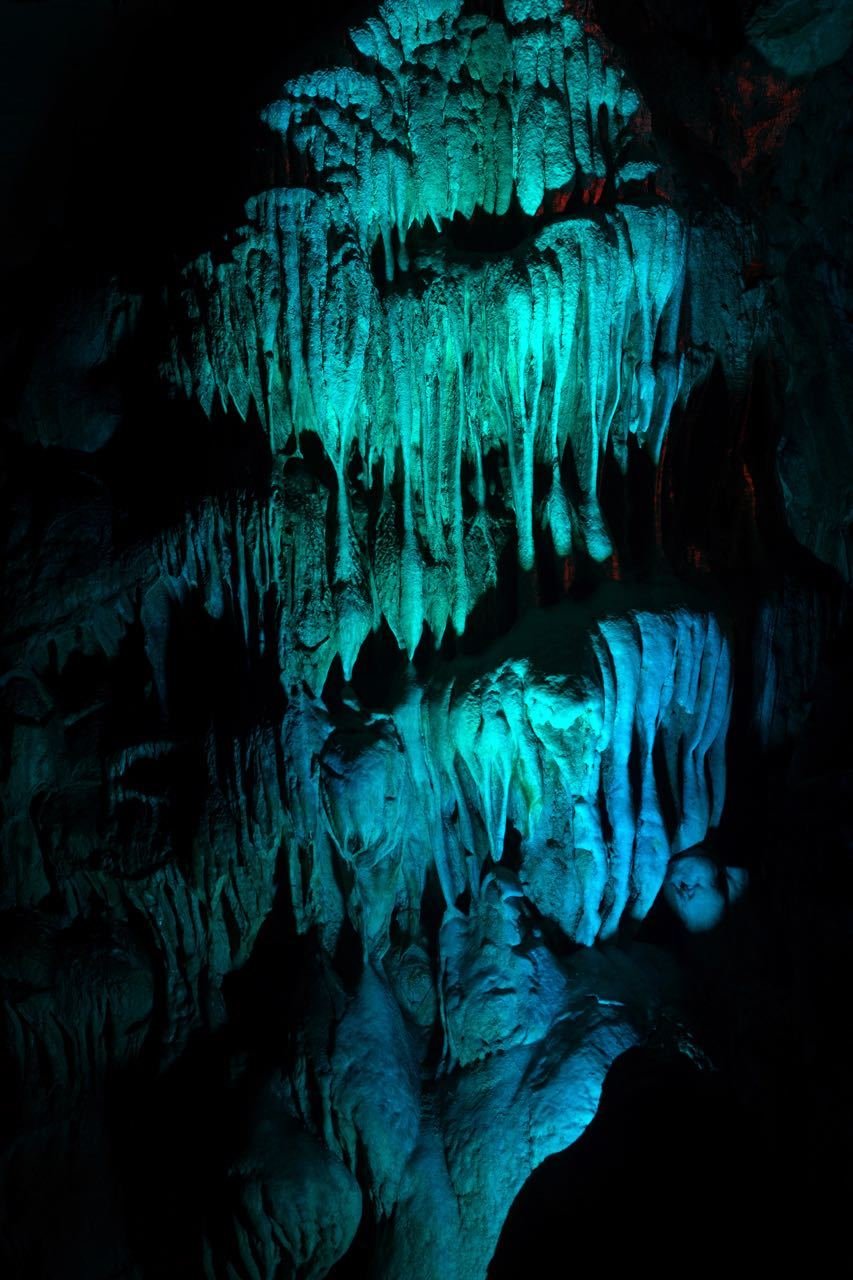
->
[290,597,732,956]
[156,3,757,1276]
[168,1,763,688]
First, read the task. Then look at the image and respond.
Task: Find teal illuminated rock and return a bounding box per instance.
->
[279,591,732,959]
[148,11,750,1276]
[169,189,695,674]
[266,0,653,248]
[167,2,764,688]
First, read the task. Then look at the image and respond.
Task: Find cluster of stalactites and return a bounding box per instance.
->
[282,603,731,957]
[168,190,693,677]
[263,0,657,277]
[165,0,767,688]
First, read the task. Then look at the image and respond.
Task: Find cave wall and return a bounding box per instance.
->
[1,2,851,1277]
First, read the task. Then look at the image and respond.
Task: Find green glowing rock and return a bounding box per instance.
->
[166,1,765,690]
[170,194,702,672]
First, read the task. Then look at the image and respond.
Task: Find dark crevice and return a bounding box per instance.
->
[488,1045,769,1276]
[372,190,672,291]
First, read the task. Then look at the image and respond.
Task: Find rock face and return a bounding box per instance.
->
[1,1,851,1277]
[297,595,731,956]
[166,0,765,682]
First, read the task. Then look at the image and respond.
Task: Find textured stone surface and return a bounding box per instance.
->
[1,1,851,1276]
